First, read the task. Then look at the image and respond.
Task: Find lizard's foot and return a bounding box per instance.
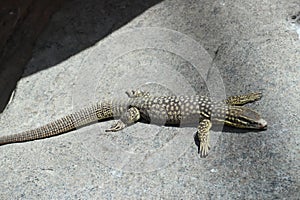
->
[245,92,263,102]
[125,90,150,98]
[106,107,140,132]
[225,92,262,106]
[105,121,126,132]
[198,140,210,158]
[195,133,211,157]
[197,119,212,158]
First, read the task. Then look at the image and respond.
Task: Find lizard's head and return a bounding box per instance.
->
[217,106,268,130]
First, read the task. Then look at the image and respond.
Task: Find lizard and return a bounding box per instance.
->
[0,90,267,157]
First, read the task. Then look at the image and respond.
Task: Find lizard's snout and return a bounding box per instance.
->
[258,118,268,130]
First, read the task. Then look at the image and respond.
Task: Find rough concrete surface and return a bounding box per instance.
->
[0,0,299,199]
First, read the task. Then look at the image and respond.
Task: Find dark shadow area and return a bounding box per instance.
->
[218,125,268,133]
[22,0,164,76]
[0,0,163,113]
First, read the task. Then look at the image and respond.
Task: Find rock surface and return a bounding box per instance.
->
[0,0,299,199]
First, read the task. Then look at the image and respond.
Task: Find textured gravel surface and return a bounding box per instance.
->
[0,0,299,199]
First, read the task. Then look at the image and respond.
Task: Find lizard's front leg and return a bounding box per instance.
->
[224,92,262,106]
[105,107,140,132]
[197,119,212,158]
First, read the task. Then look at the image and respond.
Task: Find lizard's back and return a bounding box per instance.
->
[129,95,214,125]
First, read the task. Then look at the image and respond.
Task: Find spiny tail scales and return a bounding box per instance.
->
[0,102,116,145]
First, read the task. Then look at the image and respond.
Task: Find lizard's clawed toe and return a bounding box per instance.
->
[105,121,126,132]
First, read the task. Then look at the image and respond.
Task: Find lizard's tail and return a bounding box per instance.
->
[0,102,117,145]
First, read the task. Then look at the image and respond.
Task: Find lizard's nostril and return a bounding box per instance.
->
[261,124,267,129]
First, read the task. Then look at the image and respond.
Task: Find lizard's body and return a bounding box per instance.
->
[0,90,267,157]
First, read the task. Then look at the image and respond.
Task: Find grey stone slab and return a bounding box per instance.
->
[0,0,299,199]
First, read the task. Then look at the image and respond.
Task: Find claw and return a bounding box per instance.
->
[125,90,150,98]
[125,90,136,98]
[199,142,209,158]
[197,119,212,158]
[249,92,263,101]
[105,121,126,132]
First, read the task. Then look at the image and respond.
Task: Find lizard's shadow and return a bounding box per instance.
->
[100,118,267,153]
[138,118,266,134]
[193,125,267,151]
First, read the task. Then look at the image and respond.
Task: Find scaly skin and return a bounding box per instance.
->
[0,91,267,157]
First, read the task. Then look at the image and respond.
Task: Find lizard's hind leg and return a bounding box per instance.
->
[105,107,140,132]
[224,92,262,106]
